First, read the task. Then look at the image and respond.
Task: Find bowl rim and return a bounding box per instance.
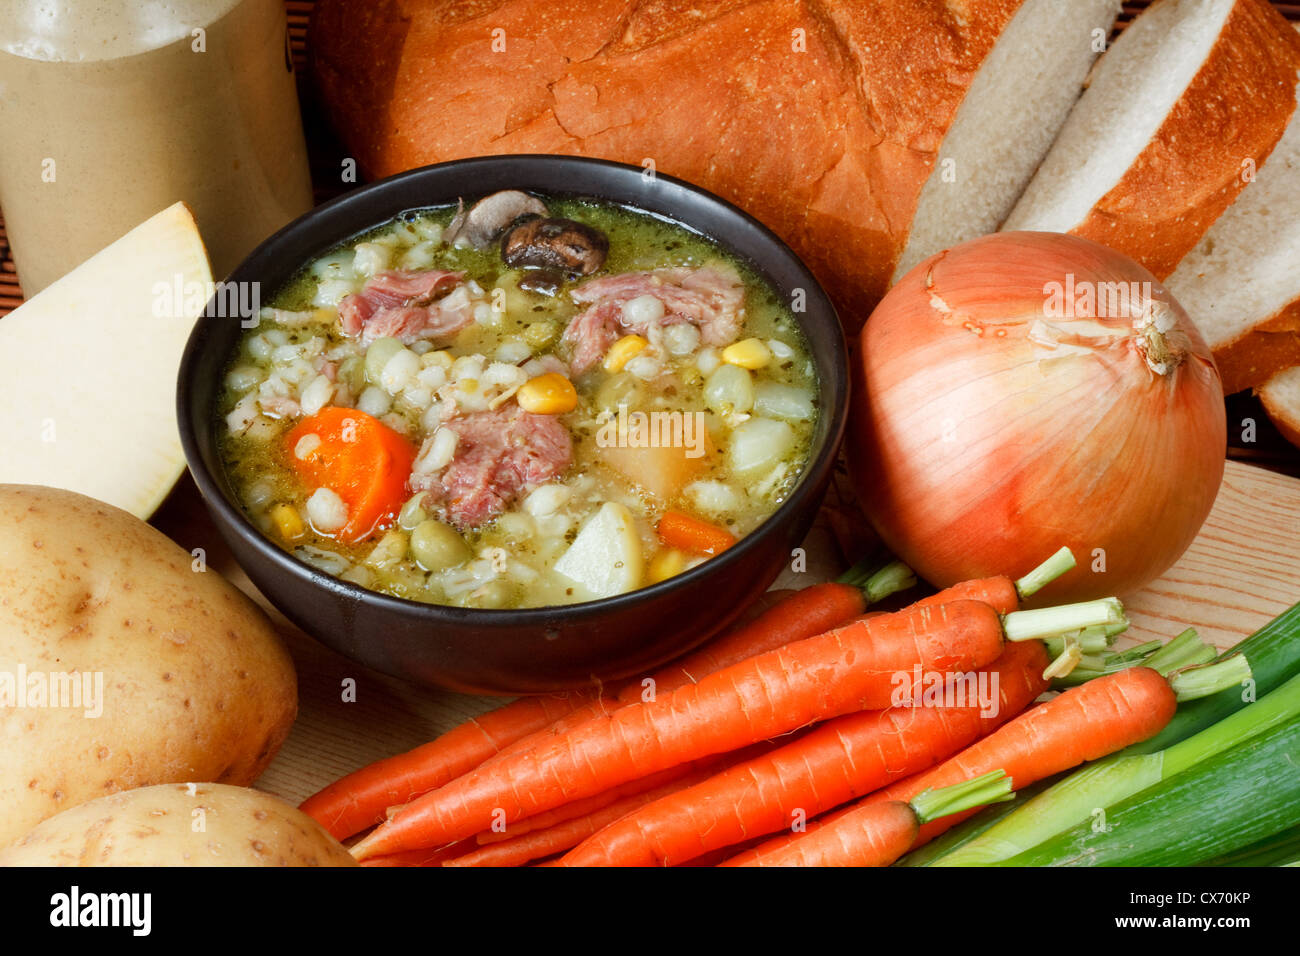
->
[178,154,849,627]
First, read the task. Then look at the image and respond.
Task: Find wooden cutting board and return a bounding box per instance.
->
[150,460,1300,806]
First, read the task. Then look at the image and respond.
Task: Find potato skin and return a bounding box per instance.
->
[0,485,298,847]
[0,784,356,866]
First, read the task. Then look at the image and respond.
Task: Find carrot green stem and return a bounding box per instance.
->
[1142,628,1215,677]
[1168,654,1252,702]
[1003,598,1126,644]
[1076,653,1108,671]
[835,556,885,587]
[834,557,916,603]
[1051,632,1213,689]
[1014,547,1077,599]
[910,770,1015,826]
[1105,640,1163,666]
[1045,639,1170,691]
[1138,632,1216,676]
[1051,667,1116,687]
[1145,627,1197,662]
[862,560,917,604]
[1042,643,1082,680]
[1044,626,1113,658]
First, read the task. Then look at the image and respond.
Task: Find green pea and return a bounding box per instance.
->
[338,355,366,394]
[397,492,428,531]
[524,321,559,350]
[462,578,515,609]
[364,336,405,384]
[594,371,643,413]
[704,363,754,415]
[410,519,471,572]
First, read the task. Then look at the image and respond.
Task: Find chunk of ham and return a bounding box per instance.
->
[339,269,473,345]
[410,404,573,529]
[313,356,338,382]
[562,265,745,375]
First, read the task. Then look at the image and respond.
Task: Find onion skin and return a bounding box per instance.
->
[849,232,1225,603]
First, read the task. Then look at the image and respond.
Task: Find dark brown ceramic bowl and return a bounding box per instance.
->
[178,156,848,695]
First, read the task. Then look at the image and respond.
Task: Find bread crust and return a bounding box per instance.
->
[1069,0,1300,280]
[309,0,1027,332]
[1258,369,1300,449]
[1214,302,1300,395]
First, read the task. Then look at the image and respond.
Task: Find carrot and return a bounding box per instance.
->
[722,771,1015,867]
[503,563,912,758]
[656,509,737,555]
[616,581,878,705]
[299,690,603,840]
[358,843,469,867]
[911,547,1078,616]
[484,695,624,765]
[915,577,1021,616]
[557,641,1048,866]
[728,666,1179,865]
[304,564,900,839]
[350,599,1008,859]
[451,799,661,868]
[474,761,710,845]
[448,756,753,867]
[613,550,1053,710]
[285,406,418,543]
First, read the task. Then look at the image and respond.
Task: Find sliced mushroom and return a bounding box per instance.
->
[501,217,609,277]
[444,190,548,249]
[517,268,565,297]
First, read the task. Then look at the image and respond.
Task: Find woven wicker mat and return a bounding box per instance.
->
[2,0,1299,473]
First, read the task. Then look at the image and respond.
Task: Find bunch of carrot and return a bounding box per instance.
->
[301,557,913,841]
[301,547,1245,866]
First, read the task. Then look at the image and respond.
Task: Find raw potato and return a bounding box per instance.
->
[0,203,213,518]
[554,502,644,599]
[0,784,356,867]
[0,485,298,848]
[600,431,714,501]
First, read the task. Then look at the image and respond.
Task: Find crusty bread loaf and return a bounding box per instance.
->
[309,0,1112,332]
[1168,75,1300,395]
[1003,0,1300,281]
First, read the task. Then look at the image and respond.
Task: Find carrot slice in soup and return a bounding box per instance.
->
[286,407,417,542]
[657,509,737,555]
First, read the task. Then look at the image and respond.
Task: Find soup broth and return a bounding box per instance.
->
[218,193,818,609]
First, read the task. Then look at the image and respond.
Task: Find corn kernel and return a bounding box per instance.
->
[647,547,689,585]
[517,372,578,415]
[722,337,772,370]
[270,503,305,542]
[603,334,650,373]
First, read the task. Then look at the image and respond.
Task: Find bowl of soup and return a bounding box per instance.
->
[178,156,848,694]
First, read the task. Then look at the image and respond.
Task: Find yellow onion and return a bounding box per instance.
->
[849,232,1225,602]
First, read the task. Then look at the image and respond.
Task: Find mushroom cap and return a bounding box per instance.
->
[446,190,548,249]
[501,217,610,277]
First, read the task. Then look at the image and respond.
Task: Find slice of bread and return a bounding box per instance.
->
[892,0,1119,282]
[1003,0,1300,280]
[1259,366,1300,449]
[1168,75,1300,395]
[1248,29,1300,442]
